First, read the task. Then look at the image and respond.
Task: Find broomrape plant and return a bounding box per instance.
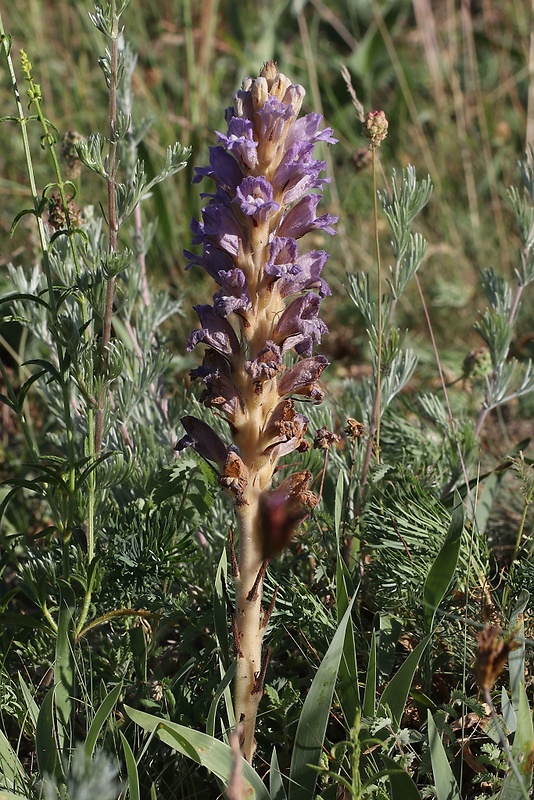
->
[176,61,337,760]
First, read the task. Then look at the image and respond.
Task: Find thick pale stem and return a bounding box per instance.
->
[234,485,266,762]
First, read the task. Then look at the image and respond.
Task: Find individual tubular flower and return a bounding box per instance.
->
[176,61,337,761]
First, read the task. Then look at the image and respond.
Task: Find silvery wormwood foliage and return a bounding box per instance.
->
[175,61,337,760]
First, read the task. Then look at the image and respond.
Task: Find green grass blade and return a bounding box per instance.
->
[206,660,236,739]
[378,636,431,731]
[423,495,464,634]
[124,706,270,800]
[84,682,123,759]
[119,731,140,800]
[475,470,504,536]
[35,688,62,782]
[213,549,230,669]
[334,471,344,543]
[363,631,377,718]
[54,580,76,751]
[427,711,462,800]
[0,792,31,800]
[380,754,422,799]
[335,524,359,727]
[18,674,39,731]
[270,747,287,800]
[289,596,356,800]
[508,589,530,711]
[0,730,26,789]
[499,683,534,800]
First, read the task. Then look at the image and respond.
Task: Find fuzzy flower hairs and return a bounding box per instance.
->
[176,61,337,760]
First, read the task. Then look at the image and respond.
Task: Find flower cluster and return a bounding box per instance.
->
[177,61,336,535]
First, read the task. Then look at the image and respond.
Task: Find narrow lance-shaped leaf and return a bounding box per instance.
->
[289,596,356,800]
[423,494,464,634]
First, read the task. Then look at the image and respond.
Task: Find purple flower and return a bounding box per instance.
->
[216,117,259,169]
[278,194,338,239]
[244,342,284,383]
[193,146,243,193]
[191,203,243,257]
[179,63,338,758]
[187,305,241,354]
[235,176,280,221]
[277,355,329,402]
[274,293,328,356]
[175,415,229,468]
[213,269,251,316]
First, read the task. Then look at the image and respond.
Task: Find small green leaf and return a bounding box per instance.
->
[500,683,534,800]
[213,549,230,669]
[0,729,26,789]
[18,674,39,730]
[363,631,377,718]
[508,590,530,711]
[206,660,236,739]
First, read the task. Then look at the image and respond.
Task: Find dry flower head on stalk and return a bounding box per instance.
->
[475,625,520,691]
[176,61,337,760]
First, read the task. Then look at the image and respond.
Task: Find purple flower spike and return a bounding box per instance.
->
[181,61,337,761]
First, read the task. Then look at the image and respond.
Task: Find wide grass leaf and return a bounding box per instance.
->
[54,580,76,751]
[35,688,62,782]
[508,590,530,711]
[270,747,287,800]
[378,636,430,731]
[125,706,269,800]
[380,754,422,799]
[119,731,140,800]
[289,596,356,800]
[499,683,534,800]
[84,683,123,759]
[423,495,464,634]
[0,730,26,790]
[428,711,461,800]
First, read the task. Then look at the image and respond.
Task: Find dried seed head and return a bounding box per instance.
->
[474,625,519,691]
[47,193,84,231]
[345,418,366,440]
[313,426,340,450]
[61,130,84,178]
[352,147,373,171]
[364,110,388,149]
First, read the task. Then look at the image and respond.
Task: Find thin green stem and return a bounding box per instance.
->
[372,147,383,463]
[95,0,120,455]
